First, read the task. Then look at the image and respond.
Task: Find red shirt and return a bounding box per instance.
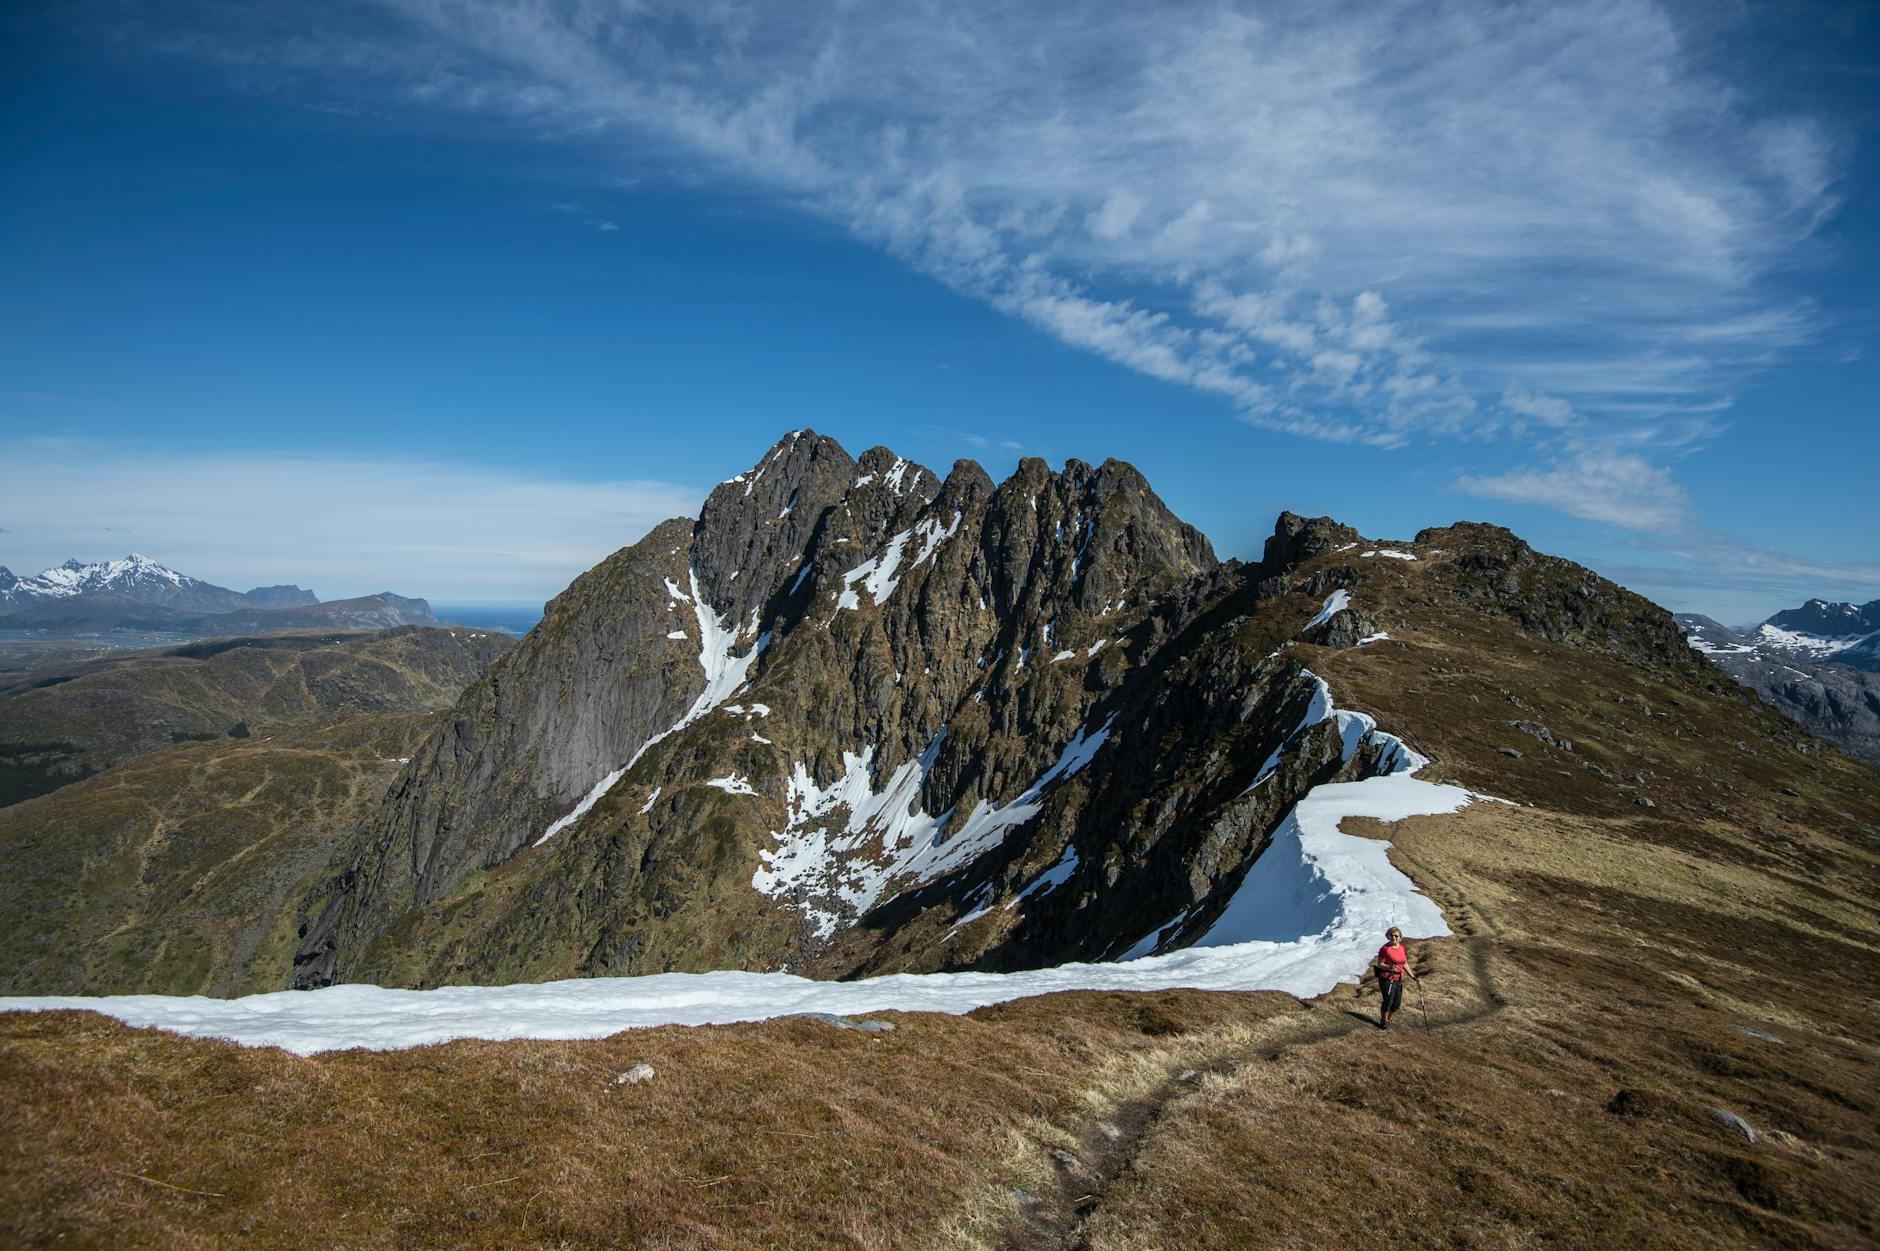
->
[1376,941,1409,983]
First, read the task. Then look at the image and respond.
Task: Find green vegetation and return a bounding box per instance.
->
[0,739,89,808]
[0,626,509,809]
[0,713,444,996]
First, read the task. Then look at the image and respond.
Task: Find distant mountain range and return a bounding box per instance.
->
[0,555,436,637]
[1678,598,1880,764]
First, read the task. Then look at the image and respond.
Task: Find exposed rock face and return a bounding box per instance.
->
[293,434,1711,990]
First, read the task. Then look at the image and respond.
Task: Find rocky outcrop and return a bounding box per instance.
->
[1417,523,1705,673]
[243,585,319,608]
[292,433,1734,991]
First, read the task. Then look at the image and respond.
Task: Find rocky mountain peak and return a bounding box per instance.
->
[303,431,1798,995]
[1765,598,1880,638]
[692,430,862,623]
[1261,512,1360,575]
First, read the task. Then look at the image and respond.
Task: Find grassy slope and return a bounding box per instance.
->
[0,627,509,806]
[0,714,440,997]
[1,543,1877,1248]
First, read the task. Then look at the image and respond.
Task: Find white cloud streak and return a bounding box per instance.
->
[167,1,1838,451]
[1456,448,1693,531]
[0,444,700,603]
[141,0,1850,602]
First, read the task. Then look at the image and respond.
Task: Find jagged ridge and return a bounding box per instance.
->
[294,432,1710,989]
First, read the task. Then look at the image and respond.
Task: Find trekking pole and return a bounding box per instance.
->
[1413,976,1431,1032]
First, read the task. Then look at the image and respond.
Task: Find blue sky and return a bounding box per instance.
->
[1,1,1876,624]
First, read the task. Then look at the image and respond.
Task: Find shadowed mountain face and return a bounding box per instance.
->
[293,432,1747,991]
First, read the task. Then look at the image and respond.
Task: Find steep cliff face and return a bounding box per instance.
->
[294,432,1715,991]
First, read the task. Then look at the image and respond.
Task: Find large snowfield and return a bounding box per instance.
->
[0,747,1476,1056]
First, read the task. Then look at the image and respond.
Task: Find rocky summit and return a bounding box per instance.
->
[294,430,1729,990]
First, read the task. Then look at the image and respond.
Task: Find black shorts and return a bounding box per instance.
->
[1380,978,1404,1013]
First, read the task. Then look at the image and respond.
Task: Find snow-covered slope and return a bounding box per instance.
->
[0,681,1477,1053]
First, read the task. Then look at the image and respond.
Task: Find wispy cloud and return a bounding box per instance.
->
[0,443,701,602]
[549,199,620,233]
[1457,447,1693,532]
[161,1,1838,453]
[140,0,1851,609]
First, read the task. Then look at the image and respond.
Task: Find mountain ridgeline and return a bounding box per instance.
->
[1677,600,1880,765]
[294,431,1729,990]
[0,555,437,637]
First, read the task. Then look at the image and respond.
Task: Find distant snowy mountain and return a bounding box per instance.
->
[1765,598,1880,639]
[0,555,432,638]
[1682,600,1880,668]
[1677,600,1880,764]
[0,555,249,614]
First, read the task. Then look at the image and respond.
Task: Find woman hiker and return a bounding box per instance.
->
[1372,926,1418,1030]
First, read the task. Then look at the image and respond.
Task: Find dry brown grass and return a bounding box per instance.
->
[0,991,1311,1250]
[4,549,1878,1249]
[1076,803,1880,1251]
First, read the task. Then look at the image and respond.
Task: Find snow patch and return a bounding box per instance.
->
[1303,589,1352,632]
[1754,624,1878,658]
[707,774,759,796]
[535,568,768,846]
[753,718,1115,939]
[835,512,960,613]
[1006,844,1079,908]
[1360,549,1418,561]
[13,708,1463,1055]
[535,767,627,847]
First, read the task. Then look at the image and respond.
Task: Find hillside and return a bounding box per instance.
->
[0,626,511,807]
[3,658,1876,1247]
[0,713,443,997]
